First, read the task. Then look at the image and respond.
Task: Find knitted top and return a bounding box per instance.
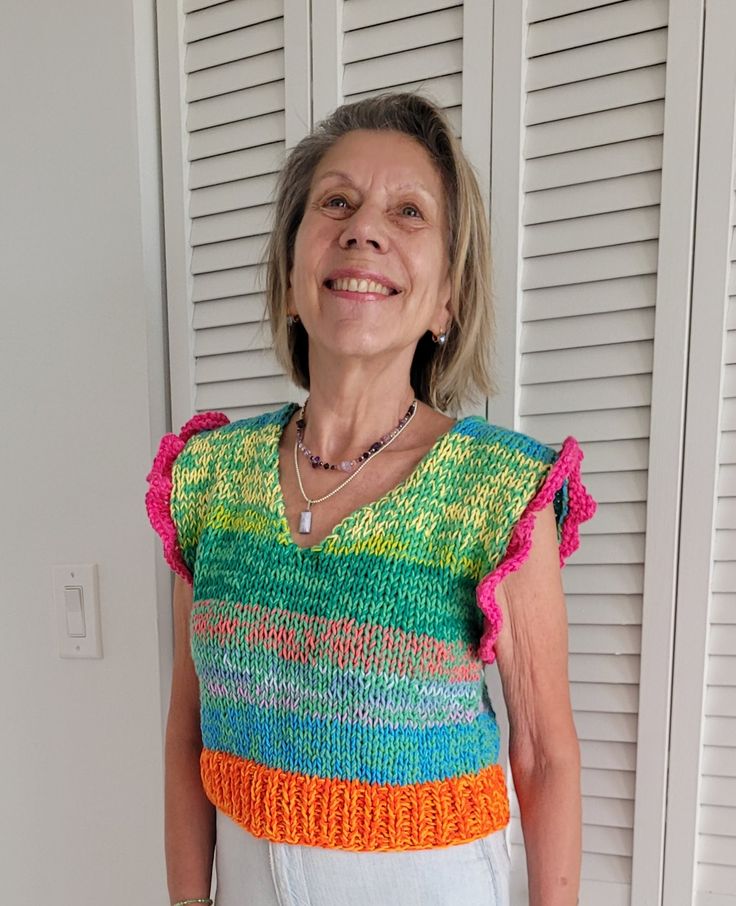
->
[145,401,597,852]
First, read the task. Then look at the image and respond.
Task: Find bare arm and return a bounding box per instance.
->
[165,573,216,904]
[494,501,582,906]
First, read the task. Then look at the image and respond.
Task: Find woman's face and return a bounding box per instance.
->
[287,129,452,366]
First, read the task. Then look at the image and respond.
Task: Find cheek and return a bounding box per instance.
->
[293,220,332,280]
[409,241,446,284]
[291,236,318,281]
[427,238,450,281]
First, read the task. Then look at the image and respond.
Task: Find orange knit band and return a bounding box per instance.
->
[200,748,510,852]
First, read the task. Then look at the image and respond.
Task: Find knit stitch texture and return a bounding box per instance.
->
[145,402,597,851]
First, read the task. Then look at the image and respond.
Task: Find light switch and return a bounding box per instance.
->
[64,586,86,637]
[53,564,102,658]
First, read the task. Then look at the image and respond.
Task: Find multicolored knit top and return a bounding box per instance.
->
[145,401,596,852]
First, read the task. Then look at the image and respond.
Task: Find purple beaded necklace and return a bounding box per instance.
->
[293,395,418,535]
[295,396,418,473]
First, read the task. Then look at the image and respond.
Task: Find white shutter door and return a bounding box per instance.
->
[664,2,736,904]
[157,4,736,904]
[699,202,736,902]
[184,0,291,419]
[160,0,310,424]
[491,1,698,903]
[341,0,464,136]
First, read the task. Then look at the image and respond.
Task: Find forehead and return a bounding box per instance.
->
[311,129,444,198]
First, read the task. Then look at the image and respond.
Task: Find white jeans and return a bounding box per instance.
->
[214,807,511,906]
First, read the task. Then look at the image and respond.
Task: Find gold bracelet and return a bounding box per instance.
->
[172,899,213,906]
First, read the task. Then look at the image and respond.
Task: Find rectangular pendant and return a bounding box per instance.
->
[298,509,313,534]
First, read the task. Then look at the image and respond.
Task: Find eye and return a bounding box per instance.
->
[400,203,423,219]
[323,195,351,209]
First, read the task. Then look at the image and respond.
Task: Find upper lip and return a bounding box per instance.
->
[324,268,401,293]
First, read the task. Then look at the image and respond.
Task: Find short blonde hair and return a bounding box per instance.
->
[263,91,497,413]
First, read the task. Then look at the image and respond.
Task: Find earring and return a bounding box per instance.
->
[431,328,448,345]
[287,313,301,327]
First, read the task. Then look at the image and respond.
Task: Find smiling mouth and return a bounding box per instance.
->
[324,278,400,297]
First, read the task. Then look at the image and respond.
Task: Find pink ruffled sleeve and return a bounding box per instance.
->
[475,436,597,664]
[145,411,230,585]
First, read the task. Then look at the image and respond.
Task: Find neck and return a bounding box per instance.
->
[298,388,418,462]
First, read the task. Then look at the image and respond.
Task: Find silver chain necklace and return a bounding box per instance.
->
[293,395,418,534]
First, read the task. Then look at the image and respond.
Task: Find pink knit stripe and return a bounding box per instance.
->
[475,436,597,665]
[145,411,230,585]
[192,599,484,683]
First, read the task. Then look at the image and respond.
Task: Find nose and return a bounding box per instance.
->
[338,203,387,252]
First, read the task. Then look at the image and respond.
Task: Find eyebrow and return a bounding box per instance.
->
[313,169,437,203]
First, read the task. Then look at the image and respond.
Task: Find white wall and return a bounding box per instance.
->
[1,1,171,902]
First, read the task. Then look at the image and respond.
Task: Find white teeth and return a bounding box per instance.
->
[330,277,394,295]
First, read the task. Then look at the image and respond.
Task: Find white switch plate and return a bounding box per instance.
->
[52,564,103,658]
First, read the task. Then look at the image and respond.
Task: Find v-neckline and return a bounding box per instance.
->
[270,401,470,555]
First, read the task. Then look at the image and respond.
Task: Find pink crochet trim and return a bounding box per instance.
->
[476,436,597,665]
[145,411,231,585]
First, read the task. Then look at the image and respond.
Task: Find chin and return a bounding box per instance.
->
[319,334,395,358]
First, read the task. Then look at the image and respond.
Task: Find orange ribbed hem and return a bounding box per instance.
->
[200,748,510,852]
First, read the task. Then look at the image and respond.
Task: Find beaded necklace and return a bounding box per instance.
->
[293,395,418,535]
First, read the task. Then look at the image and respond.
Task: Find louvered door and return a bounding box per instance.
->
[341,0,464,135]
[519,0,666,899]
[664,1,736,903]
[693,153,736,903]
[155,1,734,903]
[163,0,306,424]
[699,227,736,901]
[490,1,700,904]
[186,0,288,417]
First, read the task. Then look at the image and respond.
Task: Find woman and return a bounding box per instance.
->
[146,91,596,906]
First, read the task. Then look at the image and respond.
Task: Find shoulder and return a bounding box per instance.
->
[465,417,595,542]
[178,401,298,460]
[147,402,292,501]
[144,402,299,583]
[452,414,558,468]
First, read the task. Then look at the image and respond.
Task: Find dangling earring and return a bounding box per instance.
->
[287,312,301,327]
[431,327,448,345]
